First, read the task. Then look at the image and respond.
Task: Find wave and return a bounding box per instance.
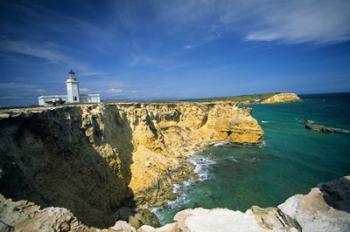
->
[189,154,216,181]
[261,120,269,124]
[213,141,230,147]
[259,140,267,148]
[152,152,217,224]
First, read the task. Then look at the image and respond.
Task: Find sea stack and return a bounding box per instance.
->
[261,93,300,104]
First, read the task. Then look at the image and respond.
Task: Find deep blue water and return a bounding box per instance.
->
[155,93,350,224]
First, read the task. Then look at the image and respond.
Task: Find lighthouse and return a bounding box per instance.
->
[38,70,100,106]
[66,70,80,103]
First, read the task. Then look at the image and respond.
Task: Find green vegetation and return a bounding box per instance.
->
[104,92,280,104]
[180,92,279,103]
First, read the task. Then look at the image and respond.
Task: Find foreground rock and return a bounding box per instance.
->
[140,175,350,232]
[1,176,349,231]
[304,120,350,134]
[0,102,263,227]
[261,93,300,104]
[0,194,89,232]
[0,193,138,232]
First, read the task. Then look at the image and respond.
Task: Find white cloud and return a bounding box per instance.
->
[154,0,350,45]
[0,40,104,76]
[128,54,164,67]
[0,82,47,101]
[243,0,350,44]
[183,31,222,49]
[107,88,123,93]
[0,40,70,63]
[0,82,46,92]
[0,95,21,100]
[79,87,90,93]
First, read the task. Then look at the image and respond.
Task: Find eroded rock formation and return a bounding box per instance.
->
[139,176,350,232]
[0,102,263,228]
[303,120,350,134]
[261,93,300,104]
[1,176,349,232]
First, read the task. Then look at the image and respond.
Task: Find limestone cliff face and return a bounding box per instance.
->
[0,106,133,228]
[261,93,300,104]
[115,102,263,201]
[0,102,263,227]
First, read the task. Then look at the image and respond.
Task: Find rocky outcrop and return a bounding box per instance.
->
[1,176,349,232]
[0,102,263,228]
[0,193,136,232]
[0,194,90,232]
[120,102,263,205]
[261,93,300,104]
[139,175,350,232]
[303,120,350,134]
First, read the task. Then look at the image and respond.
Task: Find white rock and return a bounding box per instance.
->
[174,208,267,232]
[110,220,136,232]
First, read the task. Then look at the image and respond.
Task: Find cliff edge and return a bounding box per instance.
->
[0,102,263,228]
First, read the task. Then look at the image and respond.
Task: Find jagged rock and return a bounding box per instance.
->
[278,176,350,232]
[136,176,350,232]
[261,93,300,104]
[137,223,177,232]
[109,221,136,232]
[0,194,92,232]
[0,171,349,231]
[128,209,160,229]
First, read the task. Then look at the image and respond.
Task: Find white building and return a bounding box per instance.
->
[38,70,100,106]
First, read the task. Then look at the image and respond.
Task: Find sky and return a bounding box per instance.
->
[0,0,350,106]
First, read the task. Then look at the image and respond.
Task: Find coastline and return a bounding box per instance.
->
[2,93,350,231]
[0,101,263,228]
[151,140,268,225]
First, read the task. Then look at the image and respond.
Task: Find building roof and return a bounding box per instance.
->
[67,69,77,81]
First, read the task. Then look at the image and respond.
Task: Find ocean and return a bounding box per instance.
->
[154,93,350,224]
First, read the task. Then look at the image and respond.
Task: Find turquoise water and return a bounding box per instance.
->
[155,93,350,224]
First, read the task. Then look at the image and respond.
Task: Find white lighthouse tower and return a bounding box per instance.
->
[38,69,100,106]
[66,70,80,103]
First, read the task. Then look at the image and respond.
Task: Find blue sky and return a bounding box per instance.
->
[0,0,350,106]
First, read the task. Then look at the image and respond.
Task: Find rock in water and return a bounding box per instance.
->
[304,120,350,134]
[261,93,300,104]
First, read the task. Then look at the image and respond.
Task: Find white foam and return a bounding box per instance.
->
[259,140,267,148]
[189,155,216,182]
[151,207,159,214]
[261,120,269,124]
[168,195,188,207]
[172,184,180,194]
[213,141,229,147]
[154,153,216,219]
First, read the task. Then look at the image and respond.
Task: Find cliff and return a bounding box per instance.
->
[260,93,300,104]
[0,102,263,228]
[1,176,349,232]
[185,92,300,104]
